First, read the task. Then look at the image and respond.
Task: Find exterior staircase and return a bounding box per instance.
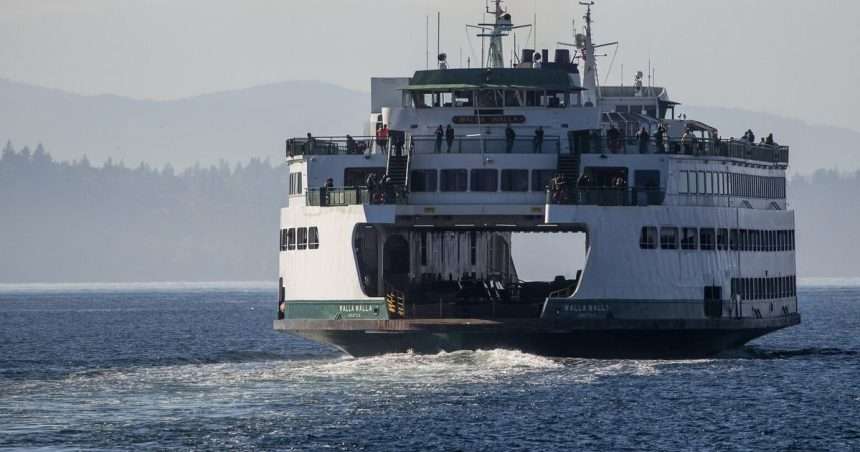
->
[557,153,580,184]
[386,155,409,187]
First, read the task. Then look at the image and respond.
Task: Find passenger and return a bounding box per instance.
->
[765,133,775,146]
[434,125,444,153]
[445,124,455,153]
[637,127,650,154]
[655,124,667,153]
[746,129,755,143]
[366,173,377,192]
[505,123,516,153]
[306,132,316,154]
[681,128,693,154]
[376,125,389,153]
[346,134,356,154]
[607,124,622,153]
[533,126,545,153]
[392,131,405,156]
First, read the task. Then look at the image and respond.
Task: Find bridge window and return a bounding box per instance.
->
[700,228,716,250]
[308,227,320,250]
[717,228,729,251]
[470,169,498,192]
[640,227,658,250]
[411,170,438,192]
[730,229,740,251]
[287,228,296,251]
[440,169,468,192]
[297,228,308,250]
[681,228,698,250]
[501,170,529,192]
[660,227,679,250]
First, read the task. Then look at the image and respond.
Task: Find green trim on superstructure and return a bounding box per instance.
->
[284,299,389,321]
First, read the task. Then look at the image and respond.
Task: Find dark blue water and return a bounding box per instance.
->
[1,283,858,451]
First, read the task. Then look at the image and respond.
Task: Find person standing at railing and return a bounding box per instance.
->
[533,126,545,153]
[607,124,622,153]
[305,133,316,154]
[505,124,516,153]
[765,133,775,146]
[445,124,455,153]
[434,125,444,153]
[376,125,389,154]
[655,124,666,153]
[637,127,650,154]
[681,128,694,154]
[346,135,357,154]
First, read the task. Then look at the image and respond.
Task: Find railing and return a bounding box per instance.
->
[286,134,789,165]
[306,186,408,207]
[409,135,562,155]
[582,136,789,165]
[547,187,666,206]
[286,135,563,157]
[287,136,379,157]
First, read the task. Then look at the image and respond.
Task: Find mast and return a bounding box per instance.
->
[486,0,509,68]
[469,0,529,69]
[580,1,599,105]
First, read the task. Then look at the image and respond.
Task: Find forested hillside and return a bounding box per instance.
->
[1,143,856,282]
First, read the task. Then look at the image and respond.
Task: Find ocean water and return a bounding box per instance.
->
[0,284,858,451]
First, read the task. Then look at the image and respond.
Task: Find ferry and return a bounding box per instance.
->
[274,1,800,358]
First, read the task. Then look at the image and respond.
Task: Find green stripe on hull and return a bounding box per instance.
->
[285,299,389,321]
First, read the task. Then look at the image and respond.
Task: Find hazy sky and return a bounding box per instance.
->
[1,0,859,132]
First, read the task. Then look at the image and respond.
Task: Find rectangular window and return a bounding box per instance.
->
[681,227,698,250]
[697,172,705,194]
[730,229,740,251]
[640,227,658,250]
[700,228,716,251]
[440,169,468,192]
[411,170,438,192]
[420,232,428,266]
[660,227,679,250]
[740,229,749,251]
[751,230,761,252]
[280,229,287,252]
[287,228,296,251]
[705,172,713,194]
[289,172,303,195]
[717,228,729,251]
[531,170,556,192]
[308,227,319,249]
[297,227,308,250]
[501,169,529,192]
[470,169,498,192]
[679,171,689,194]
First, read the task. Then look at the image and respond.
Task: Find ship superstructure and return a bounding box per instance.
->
[274,1,799,358]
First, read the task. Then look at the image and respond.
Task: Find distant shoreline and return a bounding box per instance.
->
[0,281,274,294]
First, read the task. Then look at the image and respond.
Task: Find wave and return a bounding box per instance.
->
[721,346,857,360]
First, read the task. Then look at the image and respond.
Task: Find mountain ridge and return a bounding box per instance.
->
[1,77,856,173]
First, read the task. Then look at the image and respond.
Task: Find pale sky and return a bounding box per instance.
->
[1,0,858,132]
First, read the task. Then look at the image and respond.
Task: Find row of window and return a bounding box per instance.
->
[411,169,556,193]
[640,227,796,252]
[288,172,303,195]
[730,276,797,301]
[279,227,319,251]
[678,171,786,199]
